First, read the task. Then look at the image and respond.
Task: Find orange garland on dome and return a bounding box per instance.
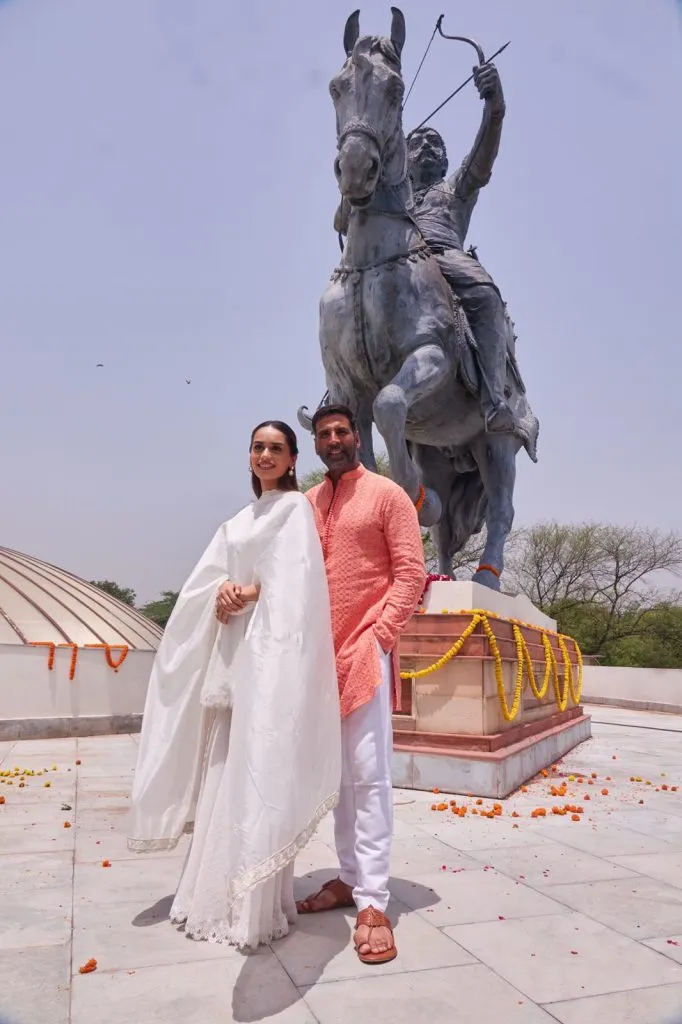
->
[85,643,129,672]
[30,641,56,669]
[58,643,79,680]
[30,642,131,679]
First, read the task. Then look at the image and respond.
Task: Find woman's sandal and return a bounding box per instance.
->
[296,877,355,915]
[354,907,398,964]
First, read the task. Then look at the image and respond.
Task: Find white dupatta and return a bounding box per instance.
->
[128,490,341,905]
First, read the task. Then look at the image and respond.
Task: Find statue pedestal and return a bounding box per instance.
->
[392,582,591,798]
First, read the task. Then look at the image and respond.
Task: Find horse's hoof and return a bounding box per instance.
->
[417,487,442,528]
[472,569,501,592]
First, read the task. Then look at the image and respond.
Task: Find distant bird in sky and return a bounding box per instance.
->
[185,378,191,384]
[96,363,104,367]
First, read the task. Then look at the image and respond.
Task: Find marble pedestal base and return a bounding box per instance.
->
[392,582,591,798]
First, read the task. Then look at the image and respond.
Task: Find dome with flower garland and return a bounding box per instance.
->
[0,546,162,650]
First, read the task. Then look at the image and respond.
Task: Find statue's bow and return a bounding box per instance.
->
[435,14,486,66]
[413,17,511,130]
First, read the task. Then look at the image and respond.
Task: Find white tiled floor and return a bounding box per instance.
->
[1,707,682,1023]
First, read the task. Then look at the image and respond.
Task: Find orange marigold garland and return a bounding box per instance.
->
[85,643,130,672]
[57,643,79,681]
[30,641,56,670]
[105,644,128,671]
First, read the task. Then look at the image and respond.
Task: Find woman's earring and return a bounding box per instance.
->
[288,467,295,477]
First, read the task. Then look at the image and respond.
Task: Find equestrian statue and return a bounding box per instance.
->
[298,8,539,590]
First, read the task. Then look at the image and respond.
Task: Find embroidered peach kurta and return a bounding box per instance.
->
[307,465,426,717]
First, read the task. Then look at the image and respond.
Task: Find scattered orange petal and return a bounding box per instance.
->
[476,799,483,806]
[601,789,609,796]
[75,759,82,766]
[672,787,679,793]
[0,795,5,805]
[437,802,448,811]
[432,788,440,795]
[431,804,438,811]
[571,814,581,822]
[78,958,97,975]
[591,773,598,779]
[101,860,111,868]
[63,821,72,829]
[521,786,528,793]
[511,811,520,818]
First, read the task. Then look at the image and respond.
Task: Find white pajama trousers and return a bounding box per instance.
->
[334,645,393,913]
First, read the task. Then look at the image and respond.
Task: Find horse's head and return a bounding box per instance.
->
[330,8,406,207]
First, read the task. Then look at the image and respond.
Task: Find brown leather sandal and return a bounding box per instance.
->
[354,907,398,964]
[296,877,355,915]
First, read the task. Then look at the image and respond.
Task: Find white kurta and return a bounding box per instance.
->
[128,489,341,948]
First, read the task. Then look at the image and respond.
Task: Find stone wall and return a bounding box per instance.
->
[581,665,682,714]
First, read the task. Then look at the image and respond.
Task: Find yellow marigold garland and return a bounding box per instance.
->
[480,614,523,722]
[401,609,583,723]
[513,624,551,700]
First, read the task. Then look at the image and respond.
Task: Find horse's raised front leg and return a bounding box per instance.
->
[373,345,448,528]
[469,434,518,591]
[411,443,455,575]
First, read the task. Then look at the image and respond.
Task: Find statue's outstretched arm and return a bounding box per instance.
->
[451,63,506,200]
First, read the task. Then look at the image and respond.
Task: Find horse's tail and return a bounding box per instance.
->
[443,467,487,563]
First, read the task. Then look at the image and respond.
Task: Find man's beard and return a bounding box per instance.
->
[322,444,357,472]
[409,157,442,189]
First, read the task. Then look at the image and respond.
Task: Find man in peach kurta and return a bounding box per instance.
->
[297,405,426,965]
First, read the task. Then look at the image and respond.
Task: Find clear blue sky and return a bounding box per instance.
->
[1,0,680,603]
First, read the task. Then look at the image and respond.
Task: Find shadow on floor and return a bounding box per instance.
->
[128,868,439,1022]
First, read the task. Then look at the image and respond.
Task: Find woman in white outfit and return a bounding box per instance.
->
[128,421,341,949]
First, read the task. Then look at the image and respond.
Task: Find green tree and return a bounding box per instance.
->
[90,580,136,607]
[140,590,180,628]
[506,523,682,663]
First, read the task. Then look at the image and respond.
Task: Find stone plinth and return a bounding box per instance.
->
[391,583,591,798]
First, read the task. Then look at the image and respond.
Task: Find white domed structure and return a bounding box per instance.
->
[0,547,162,739]
[0,547,162,648]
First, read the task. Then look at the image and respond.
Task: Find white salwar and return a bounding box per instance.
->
[128,489,341,949]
